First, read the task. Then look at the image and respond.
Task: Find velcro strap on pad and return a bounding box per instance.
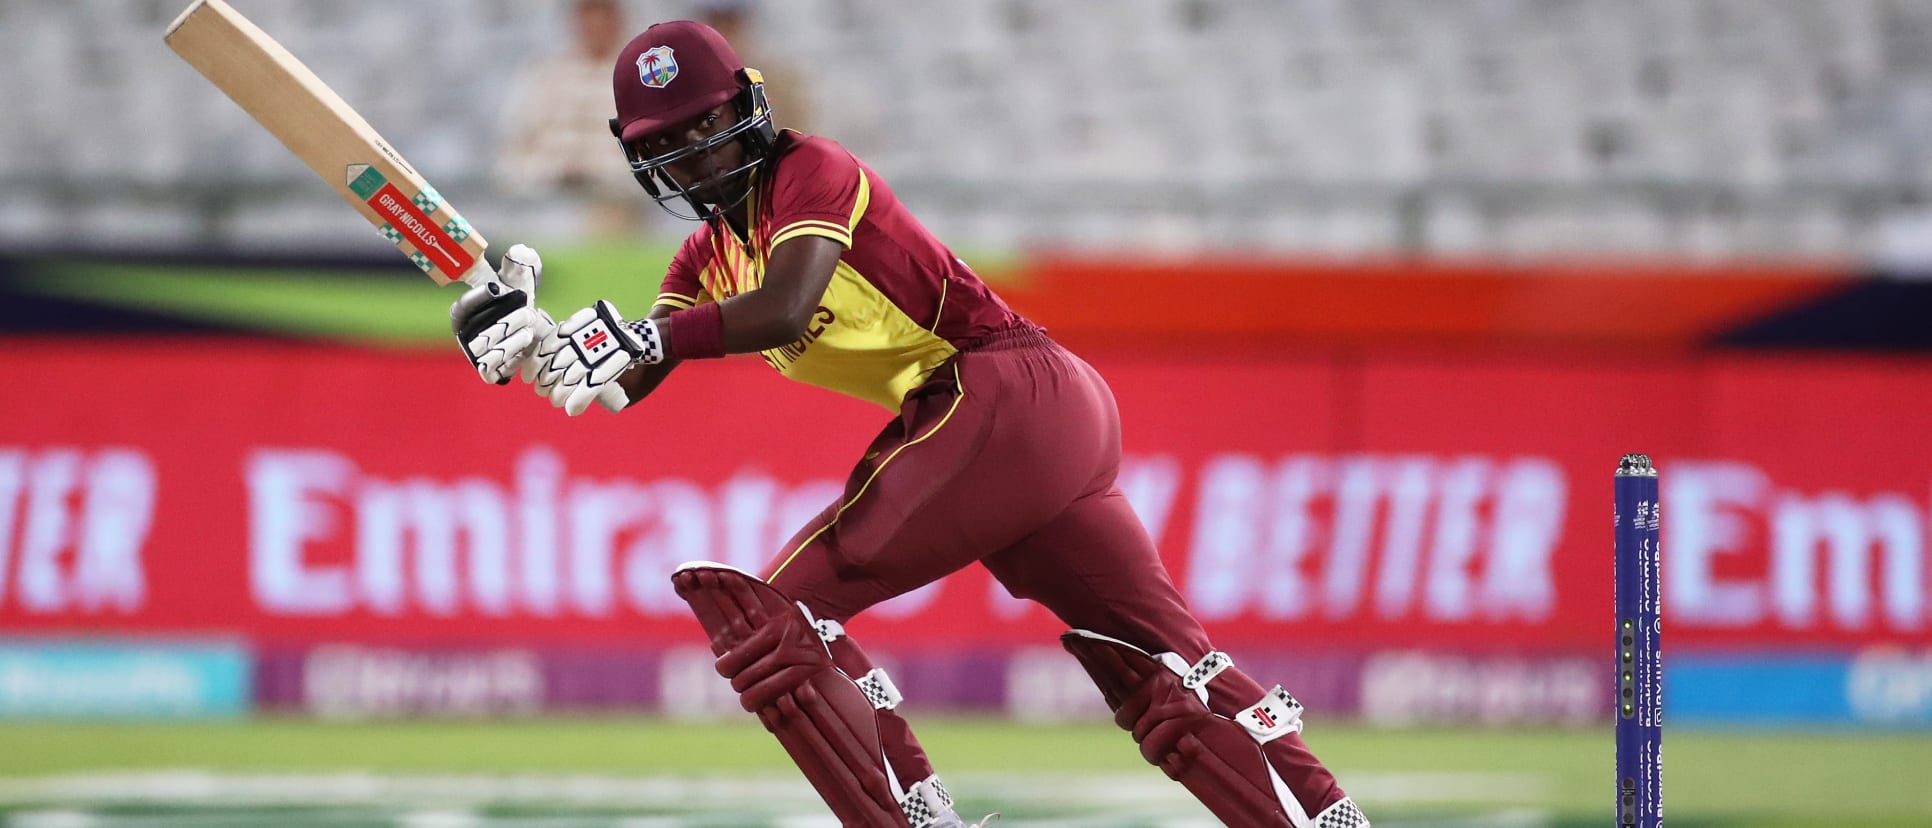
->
[1315,796,1367,827]
[898,774,956,828]
[855,667,903,711]
[795,601,845,643]
[1182,651,1233,690]
[1060,629,1299,827]
[1234,685,1305,743]
[1156,649,1233,704]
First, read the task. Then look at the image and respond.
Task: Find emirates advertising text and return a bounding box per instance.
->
[4,343,1931,722]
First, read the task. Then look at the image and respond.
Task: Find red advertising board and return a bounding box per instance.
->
[3,339,1930,652]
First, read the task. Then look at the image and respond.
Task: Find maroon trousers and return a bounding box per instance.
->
[761,328,1347,819]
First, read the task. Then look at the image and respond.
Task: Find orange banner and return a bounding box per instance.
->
[998,256,1849,352]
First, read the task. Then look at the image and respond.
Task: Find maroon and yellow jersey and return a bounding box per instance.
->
[654,132,1029,409]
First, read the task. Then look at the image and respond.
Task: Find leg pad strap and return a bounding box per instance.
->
[1062,629,1305,827]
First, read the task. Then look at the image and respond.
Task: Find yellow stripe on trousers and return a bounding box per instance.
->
[767,362,967,583]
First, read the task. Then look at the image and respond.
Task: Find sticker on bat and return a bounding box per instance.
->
[345,164,474,278]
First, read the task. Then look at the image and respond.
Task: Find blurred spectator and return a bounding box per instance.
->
[494,0,644,236]
[494,0,811,239]
[693,0,815,137]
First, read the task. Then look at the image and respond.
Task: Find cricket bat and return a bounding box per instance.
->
[164,0,500,291]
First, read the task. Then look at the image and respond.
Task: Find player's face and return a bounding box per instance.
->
[635,104,748,204]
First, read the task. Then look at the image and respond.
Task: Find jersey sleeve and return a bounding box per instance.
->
[655,228,715,311]
[766,140,871,249]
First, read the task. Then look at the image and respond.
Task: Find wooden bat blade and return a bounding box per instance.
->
[165,0,490,286]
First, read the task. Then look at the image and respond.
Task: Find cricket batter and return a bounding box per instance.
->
[452,20,1368,828]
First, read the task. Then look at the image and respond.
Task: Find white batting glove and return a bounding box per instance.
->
[529,300,662,415]
[451,243,554,385]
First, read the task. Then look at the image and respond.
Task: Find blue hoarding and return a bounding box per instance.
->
[1669,649,1932,727]
[0,640,251,718]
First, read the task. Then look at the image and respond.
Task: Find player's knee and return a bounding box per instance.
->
[715,616,829,711]
[672,562,848,713]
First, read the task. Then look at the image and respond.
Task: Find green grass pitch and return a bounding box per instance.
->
[0,717,1926,826]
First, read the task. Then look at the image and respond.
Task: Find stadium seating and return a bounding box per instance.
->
[4,0,1930,258]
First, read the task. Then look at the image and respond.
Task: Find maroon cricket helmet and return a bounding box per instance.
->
[612,20,745,144]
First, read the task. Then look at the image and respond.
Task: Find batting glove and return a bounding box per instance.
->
[529,300,662,415]
[451,244,553,385]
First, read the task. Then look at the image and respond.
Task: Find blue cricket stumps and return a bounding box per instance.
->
[1615,453,1662,827]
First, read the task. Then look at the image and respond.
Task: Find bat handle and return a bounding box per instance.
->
[458,259,505,292]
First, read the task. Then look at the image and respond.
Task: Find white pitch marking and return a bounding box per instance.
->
[399,810,482,828]
[7,811,98,828]
[0,769,1553,821]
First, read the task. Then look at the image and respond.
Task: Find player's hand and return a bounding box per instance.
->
[528,300,664,416]
[451,243,553,385]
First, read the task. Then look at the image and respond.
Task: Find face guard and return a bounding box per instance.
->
[610,69,776,222]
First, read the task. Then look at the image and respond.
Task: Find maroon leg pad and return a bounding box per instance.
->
[827,636,941,801]
[1199,677,1348,818]
[674,564,912,827]
[1063,630,1298,827]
